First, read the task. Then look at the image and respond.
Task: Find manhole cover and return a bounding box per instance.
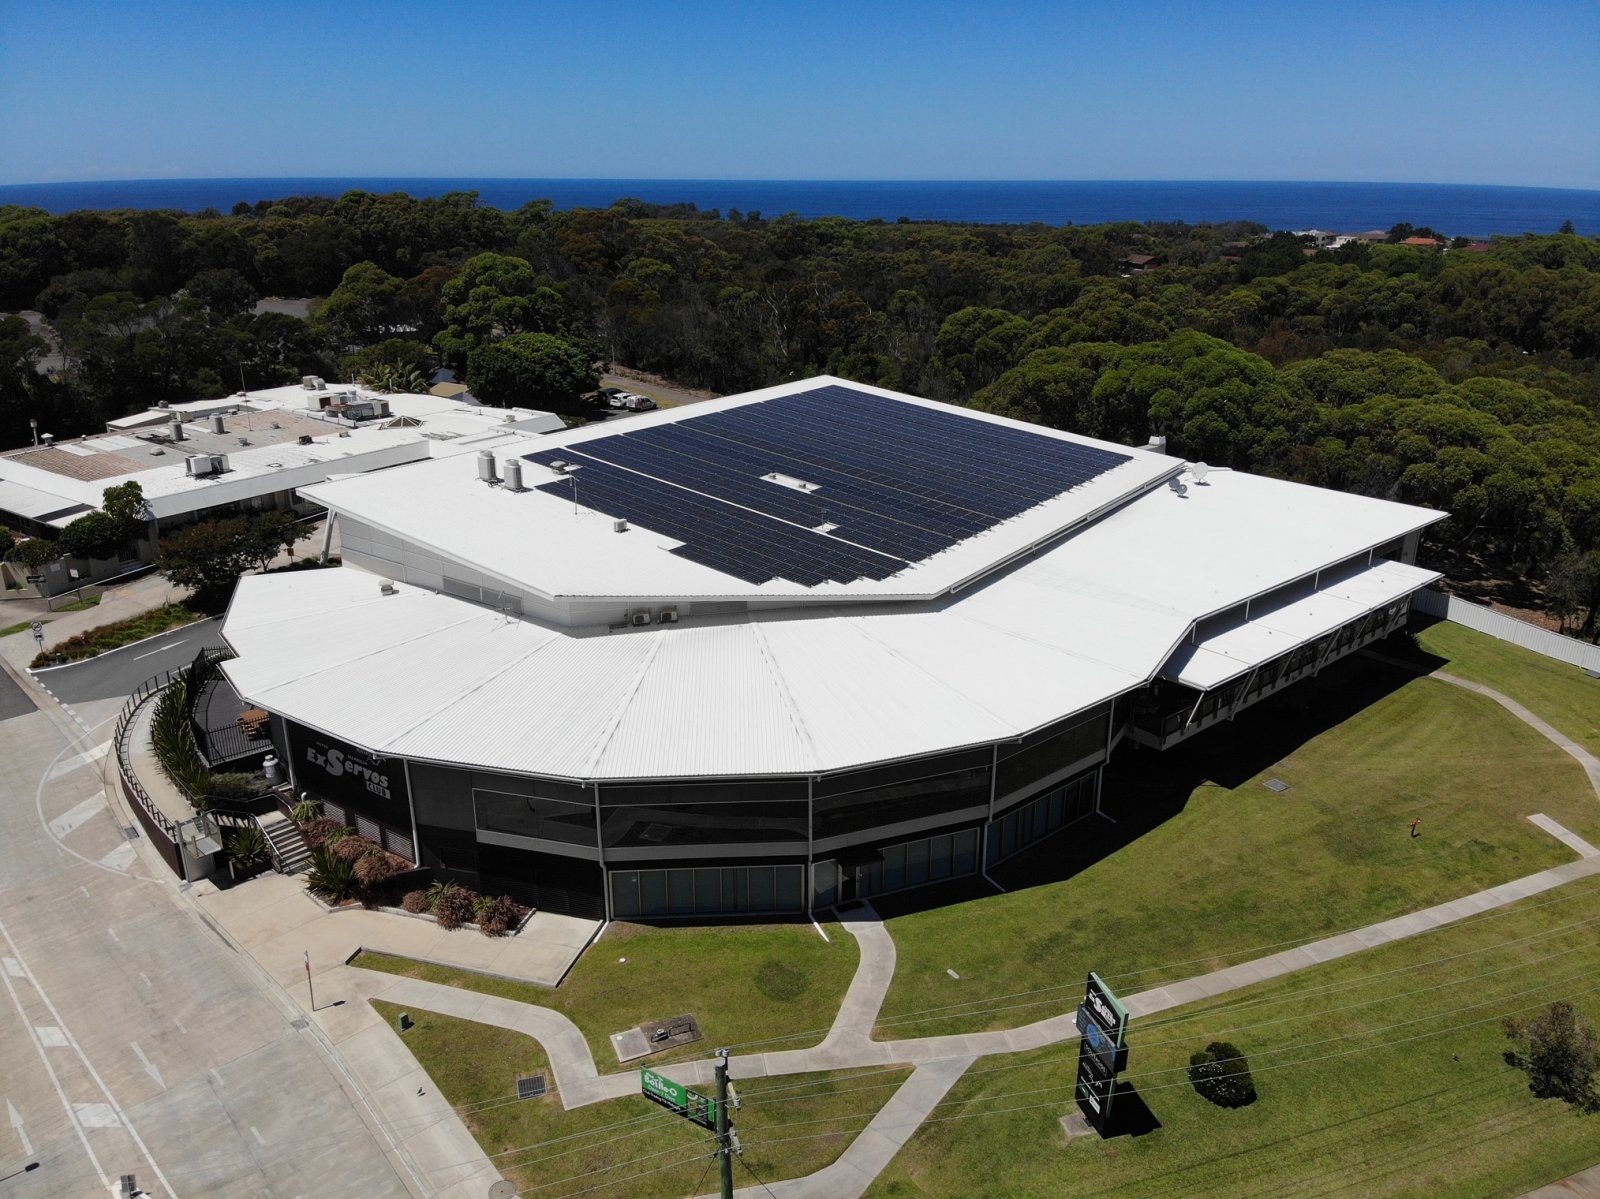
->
[122,825,140,841]
[1264,779,1290,794]
[516,1075,547,1100]
[290,1017,309,1030]
[489,1181,517,1199]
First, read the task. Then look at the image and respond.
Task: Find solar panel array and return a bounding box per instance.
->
[527,385,1131,586]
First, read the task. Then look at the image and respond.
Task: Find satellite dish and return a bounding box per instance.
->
[488,1181,517,1199]
[1191,461,1211,484]
[1167,478,1188,496]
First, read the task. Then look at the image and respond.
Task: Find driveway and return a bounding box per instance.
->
[33,620,229,705]
[0,670,420,1197]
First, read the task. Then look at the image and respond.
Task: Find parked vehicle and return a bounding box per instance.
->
[623,394,657,411]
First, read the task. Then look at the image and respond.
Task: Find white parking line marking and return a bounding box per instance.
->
[72,1103,118,1128]
[134,639,187,660]
[106,927,120,945]
[131,1042,164,1089]
[36,1025,67,1047]
[2,957,22,978]
[251,1125,267,1146]
[45,741,111,781]
[7,1100,32,1156]
[98,843,135,871]
[48,796,107,837]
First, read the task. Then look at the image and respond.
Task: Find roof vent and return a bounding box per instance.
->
[169,417,184,442]
[548,460,570,474]
[41,432,55,446]
[149,447,165,456]
[1144,434,1167,454]
[379,579,396,596]
[298,434,313,446]
[613,518,629,533]
[210,413,226,434]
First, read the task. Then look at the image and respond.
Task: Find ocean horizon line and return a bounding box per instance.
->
[2,176,1594,236]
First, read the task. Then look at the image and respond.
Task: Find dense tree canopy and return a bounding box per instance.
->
[3,192,1598,626]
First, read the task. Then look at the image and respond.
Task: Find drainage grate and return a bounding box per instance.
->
[1264,779,1290,794]
[517,1075,547,1100]
[122,825,140,840]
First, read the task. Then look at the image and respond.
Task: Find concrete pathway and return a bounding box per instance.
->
[1521,1161,1600,1199]
[1529,813,1600,858]
[1434,669,1600,796]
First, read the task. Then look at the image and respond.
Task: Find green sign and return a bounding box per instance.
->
[641,1067,718,1130]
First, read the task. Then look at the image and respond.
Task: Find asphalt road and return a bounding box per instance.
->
[0,681,417,1198]
[37,620,229,705]
[0,668,30,722]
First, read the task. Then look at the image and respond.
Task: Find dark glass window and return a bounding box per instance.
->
[599,801,808,848]
[996,712,1106,800]
[474,790,596,847]
[813,762,989,841]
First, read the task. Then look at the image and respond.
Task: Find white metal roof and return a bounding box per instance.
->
[1161,558,1441,690]
[301,377,1186,604]
[222,430,1446,781]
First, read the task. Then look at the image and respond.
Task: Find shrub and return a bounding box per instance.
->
[291,799,322,823]
[1188,1041,1258,1108]
[205,772,262,801]
[400,890,430,914]
[306,844,355,903]
[755,960,811,1002]
[432,886,479,931]
[300,818,344,850]
[225,825,270,871]
[1504,1001,1600,1112]
[354,853,396,889]
[331,833,378,863]
[476,894,525,938]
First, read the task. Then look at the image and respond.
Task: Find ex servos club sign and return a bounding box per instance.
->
[1074,970,1130,1133]
[286,721,410,827]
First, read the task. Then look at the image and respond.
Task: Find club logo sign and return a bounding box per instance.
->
[304,743,393,799]
[1074,971,1130,1132]
[288,722,409,823]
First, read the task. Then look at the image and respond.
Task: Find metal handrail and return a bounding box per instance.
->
[113,671,182,840]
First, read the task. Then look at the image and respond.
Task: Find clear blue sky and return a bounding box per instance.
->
[1,0,1596,189]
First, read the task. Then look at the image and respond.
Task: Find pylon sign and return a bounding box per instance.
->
[1074,971,1129,1132]
[641,1066,719,1130]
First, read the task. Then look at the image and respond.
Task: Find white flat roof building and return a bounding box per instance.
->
[219,377,1446,921]
[0,381,563,532]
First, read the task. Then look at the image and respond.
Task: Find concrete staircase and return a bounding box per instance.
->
[258,811,312,875]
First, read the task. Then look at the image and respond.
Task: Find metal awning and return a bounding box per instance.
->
[1160,559,1440,692]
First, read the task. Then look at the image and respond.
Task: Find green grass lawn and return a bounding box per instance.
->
[868,878,1600,1199]
[877,653,1600,1043]
[357,918,857,1067]
[371,999,906,1199]
[56,594,101,612]
[1416,620,1600,759]
[0,617,45,638]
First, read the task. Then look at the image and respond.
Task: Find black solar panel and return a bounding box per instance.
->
[527,385,1131,587]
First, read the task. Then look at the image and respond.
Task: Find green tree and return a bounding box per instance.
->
[466,332,596,412]
[156,511,313,608]
[58,481,147,561]
[1504,1001,1600,1113]
[316,261,410,347]
[433,252,567,368]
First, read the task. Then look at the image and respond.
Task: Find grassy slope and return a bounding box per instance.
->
[1416,620,1600,759]
[869,880,1600,1199]
[370,1000,907,1199]
[359,919,857,1066]
[878,656,1600,1043]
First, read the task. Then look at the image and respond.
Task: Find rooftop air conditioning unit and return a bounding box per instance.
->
[301,375,320,390]
[630,609,653,627]
[658,607,679,624]
[613,518,629,533]
[185,454,216,477]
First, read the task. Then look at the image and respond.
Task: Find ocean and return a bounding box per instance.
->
[1,178,1595,237]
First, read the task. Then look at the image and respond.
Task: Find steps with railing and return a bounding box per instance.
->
[257,811,312,875]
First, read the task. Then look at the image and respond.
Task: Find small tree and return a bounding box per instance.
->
[1504,1001,1600,1112]
[59,482,146,561]
[467,332,597,412]
[1188,1041,1258,1108]
[4,536,57,570]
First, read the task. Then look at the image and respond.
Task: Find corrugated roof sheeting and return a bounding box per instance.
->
[591,624,815,779]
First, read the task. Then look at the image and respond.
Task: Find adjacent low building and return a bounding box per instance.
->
[220,377,1445,920]
[0,380,562,589]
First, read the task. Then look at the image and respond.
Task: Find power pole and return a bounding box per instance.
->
[715,1048,733,1199]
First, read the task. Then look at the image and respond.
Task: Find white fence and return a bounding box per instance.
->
[1411,588,1600,674]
